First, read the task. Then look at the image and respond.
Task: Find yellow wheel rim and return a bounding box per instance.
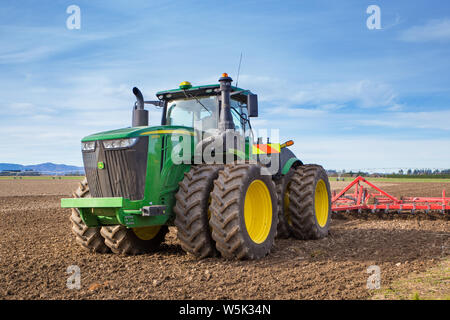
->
[244,180,272,244]
[132,226,161,241]
[315,179,329,227]
[284,182,292,226]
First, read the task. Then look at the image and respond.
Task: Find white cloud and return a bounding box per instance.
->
[382,13,403,31]
[290,80,396,108]
[267,106,326,118]
[359,110,450,131]
[399,19,450,42]
[0,46,58,64]
[9,102,34,110]
[256,103,450,136]
[0,25,130,64]
[239,75,398,110]
[292,137,450,171]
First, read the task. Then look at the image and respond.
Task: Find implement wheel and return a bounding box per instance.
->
[287,164,331,239]
[69,178,110,253]
[209,163,278,260]
[174,165,223,258]
[100,225,168,255]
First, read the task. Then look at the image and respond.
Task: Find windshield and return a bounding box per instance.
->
[166,96,218,130]
[165,95,251,137]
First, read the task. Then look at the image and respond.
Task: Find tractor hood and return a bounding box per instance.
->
[81,125,195,142]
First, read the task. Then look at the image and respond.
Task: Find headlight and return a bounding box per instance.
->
[102,138,138,149]
[81,141,96,151]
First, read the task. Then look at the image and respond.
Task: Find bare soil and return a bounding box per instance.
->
[0,179,448,300]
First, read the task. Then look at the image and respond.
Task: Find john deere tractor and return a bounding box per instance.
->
[61,73,331,259]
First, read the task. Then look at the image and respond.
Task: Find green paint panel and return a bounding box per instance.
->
[61,197,124,208]
[118,214,169,228]
[81,125,194,142]
[71,204,171,228]
[92,208,116,216]
[97,216,118,225]
[78,208,100,226]
[143,128,192,224]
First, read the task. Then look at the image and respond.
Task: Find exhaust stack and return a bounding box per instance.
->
[132,87,149,127]
[218,73,235,131]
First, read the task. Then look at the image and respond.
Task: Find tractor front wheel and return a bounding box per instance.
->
[209,164,278,260]
[100,225,168,255]
[69,178,110,253]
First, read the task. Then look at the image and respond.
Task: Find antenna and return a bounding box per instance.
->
[236,52,243,87]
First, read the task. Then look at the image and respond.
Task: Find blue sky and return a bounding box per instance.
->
[1,0,450,171]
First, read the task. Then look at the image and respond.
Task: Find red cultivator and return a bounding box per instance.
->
[331,176,450,214]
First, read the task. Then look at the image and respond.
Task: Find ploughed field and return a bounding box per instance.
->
[0,179,448,300]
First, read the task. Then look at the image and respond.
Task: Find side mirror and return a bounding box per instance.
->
[247,94,258,117]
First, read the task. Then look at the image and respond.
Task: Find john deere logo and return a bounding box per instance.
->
[97,161,105,170]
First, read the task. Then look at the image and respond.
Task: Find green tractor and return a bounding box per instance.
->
[61,73,331,259]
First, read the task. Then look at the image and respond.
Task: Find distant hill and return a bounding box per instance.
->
[0,162,84,175]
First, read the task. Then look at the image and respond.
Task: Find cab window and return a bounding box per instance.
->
[230,98,249,135]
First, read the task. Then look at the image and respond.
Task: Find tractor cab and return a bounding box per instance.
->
[154,76,257,139]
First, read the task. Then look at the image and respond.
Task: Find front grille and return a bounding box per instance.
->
[82,137,148,200]
[83,151,102,197]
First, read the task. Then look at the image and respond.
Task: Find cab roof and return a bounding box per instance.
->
[156,84,252,104]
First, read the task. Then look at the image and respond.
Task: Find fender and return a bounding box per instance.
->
[279,147,303,175]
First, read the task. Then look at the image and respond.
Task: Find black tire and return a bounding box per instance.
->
[209,163,278,260]
[287,164,331,240]
[174,165,223,258]
[69,178,110,253]
[100,225,168,255]
[275,168,296,239]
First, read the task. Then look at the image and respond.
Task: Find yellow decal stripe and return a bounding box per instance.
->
[140,129,195,136]
[252,145,264,154]
[269,143,281,153]
[252,143,281,154]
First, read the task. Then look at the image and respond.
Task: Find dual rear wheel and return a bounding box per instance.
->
[275,164,331,240]
[209,164,278,260]
[174,163,278,260]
